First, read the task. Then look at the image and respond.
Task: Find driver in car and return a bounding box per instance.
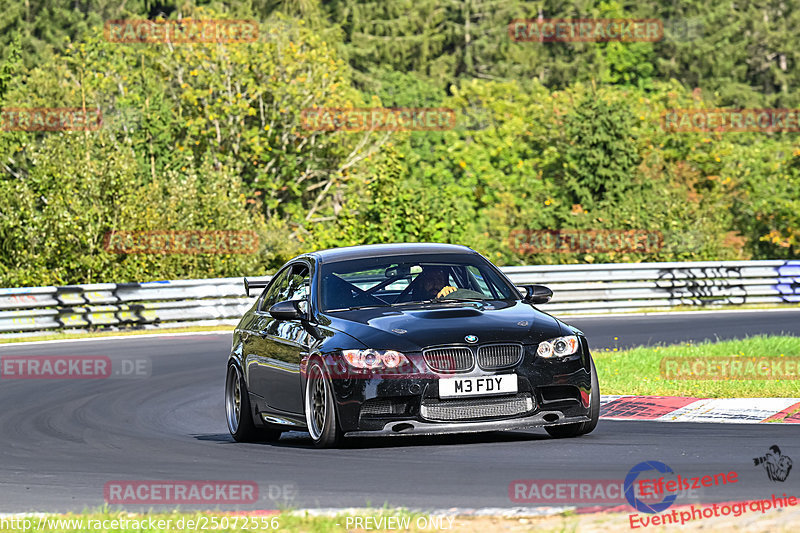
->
[417,266,458,299]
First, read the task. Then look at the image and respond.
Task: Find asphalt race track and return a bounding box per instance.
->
[1,310,800,513]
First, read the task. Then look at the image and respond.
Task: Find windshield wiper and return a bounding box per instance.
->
[393,298,486,306]
[327,304,389,312]
[392,299,437,306]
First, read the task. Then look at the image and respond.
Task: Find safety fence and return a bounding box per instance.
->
[1,260,798,338]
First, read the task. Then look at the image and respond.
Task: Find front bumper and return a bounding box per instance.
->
[325,341,593,434]
[345,411,591,437]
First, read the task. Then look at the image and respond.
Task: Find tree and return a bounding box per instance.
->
[558,92,641,209]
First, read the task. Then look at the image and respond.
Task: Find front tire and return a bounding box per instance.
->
[225,363,281,443]
[545,355,600,438]
[304,359,343,448]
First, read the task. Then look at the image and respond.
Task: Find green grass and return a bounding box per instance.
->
[595,335,800,398]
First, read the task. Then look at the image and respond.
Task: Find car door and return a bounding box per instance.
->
[243,266,291,403]
[251,262,311,415]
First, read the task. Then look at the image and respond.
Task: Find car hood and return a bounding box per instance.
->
[323,300,570,352]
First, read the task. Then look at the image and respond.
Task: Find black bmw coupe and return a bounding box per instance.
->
[226,243,599,447]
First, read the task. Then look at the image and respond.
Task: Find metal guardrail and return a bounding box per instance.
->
[0,278,257,337]
[1,260,798,338]
[502,260,800,313]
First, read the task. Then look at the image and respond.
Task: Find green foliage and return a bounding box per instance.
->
[558,93,642,209]
[0,31,22,105]
[0,1,798,288]
[0,9,374,286]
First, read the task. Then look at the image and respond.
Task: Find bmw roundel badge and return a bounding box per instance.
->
[465,335,478,343]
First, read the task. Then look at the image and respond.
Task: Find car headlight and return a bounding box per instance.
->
[537,335,580,358]
[343,349,410,369]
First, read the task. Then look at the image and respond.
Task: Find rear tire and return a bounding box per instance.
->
[304,359,343,448]
[545,355,600,438]
[225,363,282,443]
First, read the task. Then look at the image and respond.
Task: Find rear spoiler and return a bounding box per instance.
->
[243,277,270,297]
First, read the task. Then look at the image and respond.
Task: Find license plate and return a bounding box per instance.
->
[439,375,518,398]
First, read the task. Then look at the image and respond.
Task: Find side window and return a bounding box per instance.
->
[285,265,310,303]
[259,264,310,313]
[258,268,291,312]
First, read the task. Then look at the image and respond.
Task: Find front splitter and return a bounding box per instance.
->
[345,411,590,437]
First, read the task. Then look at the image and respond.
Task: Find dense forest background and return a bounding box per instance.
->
[0,0,798,286]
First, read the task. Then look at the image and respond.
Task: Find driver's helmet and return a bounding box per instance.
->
[417,265,450,296]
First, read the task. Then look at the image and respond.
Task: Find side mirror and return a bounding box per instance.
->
[521,284,553,304]
[269,300,303,320]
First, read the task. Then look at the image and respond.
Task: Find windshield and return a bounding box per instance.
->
[319,254,516,311]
